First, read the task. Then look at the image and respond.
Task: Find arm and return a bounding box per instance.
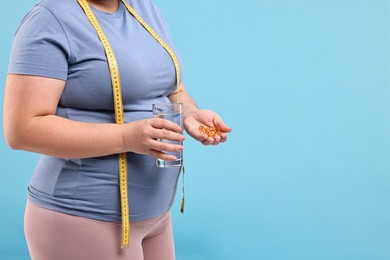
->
[3,74,184,160]
[168,83,199,117]
[169,83,231,145]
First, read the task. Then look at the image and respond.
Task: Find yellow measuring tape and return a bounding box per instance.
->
[77,0,181,248]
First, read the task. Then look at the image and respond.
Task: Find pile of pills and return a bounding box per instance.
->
[199,125,221,138]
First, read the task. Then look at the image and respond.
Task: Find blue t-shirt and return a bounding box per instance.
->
[8,0,184,222]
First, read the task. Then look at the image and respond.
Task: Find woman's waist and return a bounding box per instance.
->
[30,155,180,221]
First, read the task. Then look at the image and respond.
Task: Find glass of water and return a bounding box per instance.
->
[152,103,183,167]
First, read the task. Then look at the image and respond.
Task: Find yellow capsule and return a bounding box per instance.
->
[198,125,221,138]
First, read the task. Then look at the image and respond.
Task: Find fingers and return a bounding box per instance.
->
[191,131,208,142]
[202,139,211,146]
[150,118,182,133]
[149,117,185,142]
[149,149,177,161]
[126,118,186,160]
[201,134,228,146]
[148,127,185,144]
[219,133,228,143]
[140,118,184,160]
[148,139,183,153]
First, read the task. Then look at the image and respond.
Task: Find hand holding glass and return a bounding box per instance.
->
[152,103,183,167]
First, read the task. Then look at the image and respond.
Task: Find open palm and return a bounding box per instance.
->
[184,109,231,145]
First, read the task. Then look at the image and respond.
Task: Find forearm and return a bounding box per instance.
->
[169,83,199,117]
[9,115,126,159]
[4,74,187,161]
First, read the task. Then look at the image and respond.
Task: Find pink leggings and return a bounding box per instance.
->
[24,200,175,260]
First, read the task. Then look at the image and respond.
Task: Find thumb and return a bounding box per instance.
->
[213,114,232,133]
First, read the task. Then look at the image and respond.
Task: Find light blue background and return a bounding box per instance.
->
[1,0,390,259]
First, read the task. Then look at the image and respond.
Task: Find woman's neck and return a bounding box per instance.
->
[87,0,119,13]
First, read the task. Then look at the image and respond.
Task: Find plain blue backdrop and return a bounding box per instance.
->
[1,0,390,259]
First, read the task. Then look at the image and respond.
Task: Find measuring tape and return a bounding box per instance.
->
[77,0,181,248]
[120,0,181,99]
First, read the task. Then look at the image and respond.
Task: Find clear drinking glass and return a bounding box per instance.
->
[152,103,183,167]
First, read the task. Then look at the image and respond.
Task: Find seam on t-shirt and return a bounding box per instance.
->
[73,166,81,215]
[14,4,39,36]
[9,64,68,80]
[37,4,73,64]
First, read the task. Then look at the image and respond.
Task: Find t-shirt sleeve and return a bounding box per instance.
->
[8,5,70,81]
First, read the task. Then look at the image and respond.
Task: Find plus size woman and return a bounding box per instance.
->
[3,0,231,259]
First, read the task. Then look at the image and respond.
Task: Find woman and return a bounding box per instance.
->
[3,0,231,259]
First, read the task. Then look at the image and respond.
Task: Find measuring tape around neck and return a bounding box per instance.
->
[77,0,182,248]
